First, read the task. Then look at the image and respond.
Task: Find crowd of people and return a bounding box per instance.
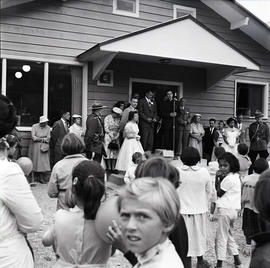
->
[1,92,270,268]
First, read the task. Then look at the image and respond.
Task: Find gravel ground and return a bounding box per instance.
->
[29,183,251,268]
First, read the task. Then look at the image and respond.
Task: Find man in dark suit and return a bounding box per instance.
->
[160,89,177,151]
[50,110,70,167]
[84,103,106,163]
[138,90,158,152]
[203,118,217,164]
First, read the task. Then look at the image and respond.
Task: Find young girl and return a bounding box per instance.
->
[236,143,251,180]
[223,117,240,155]
[124,151,143,183]
[241,158,269,256]
[43,160,111,267]
[177,147,211,268]
[118,177,183,268]
[211,152,242,268]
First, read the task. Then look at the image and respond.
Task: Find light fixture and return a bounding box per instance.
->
[159,58,171,64]
[15,71,23,79]
[22,65,31,72]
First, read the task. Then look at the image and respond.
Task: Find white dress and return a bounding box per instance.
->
[115,122,144,171]
[223,127,240,155]
[0,159,43,268]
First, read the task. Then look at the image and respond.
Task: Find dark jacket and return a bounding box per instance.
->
[138,97,158,129]
[84,113,104,154]
[249,122,269,151]
[50,119,68,165]
[249,232,270,268]
[176,105,190,130]
[160,99,177,129]
[203,127,217,154]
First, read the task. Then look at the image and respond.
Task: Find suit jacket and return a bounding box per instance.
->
[50,119,68,164]
[84,113,104,154]
[138,97,158,129]
[160,99,177,129]
[249,122,270,151]
[203,127,217,154]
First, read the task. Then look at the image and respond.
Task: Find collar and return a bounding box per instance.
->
[181,165,200,171]
[61,118,66,125]
[136,239,169,266]
[145,97,153,105]
[252,231,270,246]
[63,154,85,160]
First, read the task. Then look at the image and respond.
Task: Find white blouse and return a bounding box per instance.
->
[0,159,43,268]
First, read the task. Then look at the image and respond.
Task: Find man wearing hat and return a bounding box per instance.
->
[84,103,106,163]
[69,114,84,138]
[50,110,70,166]
[248,110,269,172]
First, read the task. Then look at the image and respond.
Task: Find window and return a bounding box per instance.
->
[113,0,139,17]
[6,60,44,126]
[173,4,196,19]
[235,80,269,118]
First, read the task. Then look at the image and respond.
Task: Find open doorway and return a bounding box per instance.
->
[129,78,183,150]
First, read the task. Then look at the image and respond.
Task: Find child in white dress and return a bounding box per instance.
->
[43,160,111,267]
[118,177,183,268]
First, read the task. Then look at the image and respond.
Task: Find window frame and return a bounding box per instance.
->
[173,4,196,19]
[113,0,139,18]
[234,79,269,119]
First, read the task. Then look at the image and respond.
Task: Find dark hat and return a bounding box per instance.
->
[226,117,237,125]
[89,103,107,110]
[254,110,264,118]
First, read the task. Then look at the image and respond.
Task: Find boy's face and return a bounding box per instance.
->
[218,159,230,175]
[120,198,168,254]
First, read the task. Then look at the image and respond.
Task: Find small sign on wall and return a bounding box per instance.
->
[97,70,114,87]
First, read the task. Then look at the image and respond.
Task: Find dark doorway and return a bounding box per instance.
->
[132,81,181,150]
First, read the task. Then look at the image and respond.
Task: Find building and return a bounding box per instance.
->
[0,0,269,154]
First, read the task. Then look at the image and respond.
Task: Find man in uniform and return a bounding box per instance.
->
[84,103,106,163]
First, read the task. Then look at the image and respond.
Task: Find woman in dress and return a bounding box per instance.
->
[0,94,43,268]
[28,115,51,183]
[115,111,144,171]
[223,117,240,155]
[103,107,122,171]
[189,114,205,157]
[69,114,84,138]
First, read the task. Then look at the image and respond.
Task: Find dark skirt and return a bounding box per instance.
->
[242,208,260,238]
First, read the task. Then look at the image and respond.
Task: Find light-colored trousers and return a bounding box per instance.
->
[215,208,239,260]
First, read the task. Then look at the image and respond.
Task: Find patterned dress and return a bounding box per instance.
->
[189,123,205,157]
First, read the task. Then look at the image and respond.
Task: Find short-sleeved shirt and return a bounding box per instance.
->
[216,173,241,209]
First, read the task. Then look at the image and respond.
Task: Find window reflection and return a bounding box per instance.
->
[6,60,44,126]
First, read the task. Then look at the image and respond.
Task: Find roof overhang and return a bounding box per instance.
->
[0,0,35,9]
[77,15,260,89]
[201,0,270,52]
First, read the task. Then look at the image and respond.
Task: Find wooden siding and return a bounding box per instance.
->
[1,0,270,125]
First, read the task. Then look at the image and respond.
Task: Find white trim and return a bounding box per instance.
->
[97,70,114,87]
[234,79,269,119]
[230,17,249,30]
[173,4,196,19]
[43,62,49,117]
[113,0,139,18]
[129,78,183,100]
[1,54,83,66]
[1,59,7,95]
[16,126,32,131]
[82,63,88,128]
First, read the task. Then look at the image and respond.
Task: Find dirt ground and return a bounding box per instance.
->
[28,183,251,268]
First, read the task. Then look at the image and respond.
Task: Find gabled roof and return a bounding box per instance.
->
[0,0,35,9]
[201,0,270,51]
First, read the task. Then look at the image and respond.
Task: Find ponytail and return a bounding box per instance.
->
[82,175,104,220]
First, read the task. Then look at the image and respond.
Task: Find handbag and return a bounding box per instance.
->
[108,140,119,151]
[40,140,49,153]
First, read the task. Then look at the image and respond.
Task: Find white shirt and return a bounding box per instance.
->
[134,239,183,268]
[69,123,84,138]
[177,165,211,214]
[216,173,241,210]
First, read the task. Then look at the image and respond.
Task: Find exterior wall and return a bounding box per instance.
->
[1,0,270,124]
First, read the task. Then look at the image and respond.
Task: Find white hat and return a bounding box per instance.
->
[112,107,122,115]
[72,114,82,118]
[39,115,49,123]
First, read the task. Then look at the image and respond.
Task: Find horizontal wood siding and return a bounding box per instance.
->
[1,0,270,125]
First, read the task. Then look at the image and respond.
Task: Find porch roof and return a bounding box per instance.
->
[77,15,260,88]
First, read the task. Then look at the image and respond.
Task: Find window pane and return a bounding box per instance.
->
[6,60,44,126]
[48,64,72,126]
[117,0,136,12]
[236,83,264,117]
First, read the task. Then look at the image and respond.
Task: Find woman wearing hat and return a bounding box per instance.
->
[103,107,122,171]
[223,117,240,155]
[28,115,51,183]
[69,114,84,138]
[189,114,205,157]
